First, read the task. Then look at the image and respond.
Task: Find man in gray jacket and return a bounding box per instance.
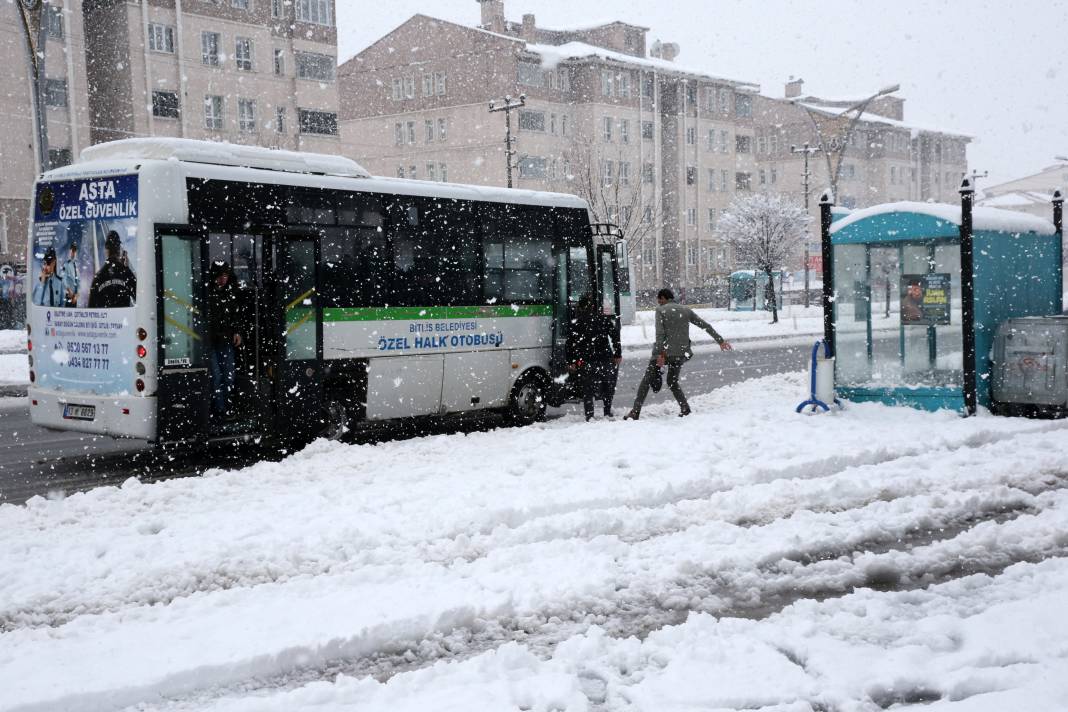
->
[624,288,732,419]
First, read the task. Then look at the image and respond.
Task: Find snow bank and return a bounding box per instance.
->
[0,330,24,352]
[0,354,28,387]
[1,373,1067,711]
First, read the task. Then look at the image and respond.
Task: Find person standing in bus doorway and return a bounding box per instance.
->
[60,241,80,307]
[207,261,243,420]
[88,231,137,308]
[624,288,732,420]
[568,293,622,420]
[32,247,65,307]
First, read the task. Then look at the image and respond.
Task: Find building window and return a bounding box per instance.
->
[518,156,548,179]
[643,163,654,184]
[603,116,613,142]
[238,99,257,132]
[736,135,751,153]
[391,78,403,101]
[721,169,729,191]
[44,5,64,39]
[620,119,630,144]
[602,160,613,186]
[735,94,752,118]
[735,172,752,191]
[438,118,447,142]
[642,120,654,140]
[295,52,335,81]
[274,48,285,75]
[397,167,406,179]
[686,209,697,227]
[519,110,546,132]
[719,130,729,153]
[707,129,715,151]
[272,0,283,17]
[685,83,697,108]
[757,135,766,154]
[719,88,730,113]
[148,23,174,53]
[707,208,716,231]
[843,164,856,180]
[406,121,415,143]
[759,168,767,186]
[202,32,220,66]
[440,164,448,182]
[409,166,417,179]
[686,166,697,186]
[44,78,68,108]
[435,72,447,95]
[686,127,696,145]
[641,74,655,99]
[618,72,631,98]
[204,95,223,130]
[394,122,403,146]
[601,70,614,97]
[549,113,557,134]
[232,0,249,9]
[235,38,254,71]
[422,74,433,97]
[427,163,437,182]
[686,241,698,265]
[770,167,777,185]
[620,162,630,186]
[643,241,655,264]
[518,61,543,87]
[404,77,415,99]
[276,107,286,133]
[769,133,779,154]
[48,148,73,169]
[298,109,338,135]
[152,90,180,119]
[707,168,716,191]
[425,119,434,143]
[296,0,334,26]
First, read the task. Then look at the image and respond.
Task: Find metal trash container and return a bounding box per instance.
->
[990,316,1068,417]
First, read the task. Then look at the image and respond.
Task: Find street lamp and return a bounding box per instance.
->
[791,142,820,307]
[793,83,900,204]
[16,0,51,174]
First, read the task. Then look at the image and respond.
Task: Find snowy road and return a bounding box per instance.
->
[2,373,1067,711]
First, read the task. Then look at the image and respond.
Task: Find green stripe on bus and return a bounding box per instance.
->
[322,305,552,322]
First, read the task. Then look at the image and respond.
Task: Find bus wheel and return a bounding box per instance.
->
[509,374,547,425]
[321,394,351,441]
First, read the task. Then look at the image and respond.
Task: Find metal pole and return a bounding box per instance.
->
[792,142,819,307]
[819,191,835,354]
[959,178,977,416]
[488,94,526,189]
[1053,188,1063,308]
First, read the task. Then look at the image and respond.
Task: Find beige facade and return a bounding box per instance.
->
[976,163,1068,220]
[339,8,760,293]
[0,0,340,269]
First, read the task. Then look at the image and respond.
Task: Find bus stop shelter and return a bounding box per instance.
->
[823,187,1061,413]
[728,270,783,311]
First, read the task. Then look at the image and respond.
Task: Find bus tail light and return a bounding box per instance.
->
[31,399,38,406]
[122,408,130,415]
[29,370,35,383]
[135,379,145,392]
[135,362,146,375]
[27,339,32,352]
[136,345,147,359]
[137,327,148,341]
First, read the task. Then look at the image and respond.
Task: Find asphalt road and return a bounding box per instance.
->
[0,340,809,505]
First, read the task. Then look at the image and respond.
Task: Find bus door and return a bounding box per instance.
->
[156,225,210,442]
[272,232,323,439]
[596,242,622,319]
[550,244,593,400]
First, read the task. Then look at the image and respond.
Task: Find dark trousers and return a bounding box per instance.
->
[208,343,236,416]
[632,356,688,414]
[578,359,617,418]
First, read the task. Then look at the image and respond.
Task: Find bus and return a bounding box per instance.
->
[26,138,623,445]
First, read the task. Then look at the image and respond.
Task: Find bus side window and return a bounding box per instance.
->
[386,197,439,307]
[482,204,553,304]
[322,195,388,308]
[428,199,480,306]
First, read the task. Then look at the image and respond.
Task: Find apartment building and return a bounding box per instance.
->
[0,0,340,269]
[338,1,760,293]
[976,163,1068,220]
[753,79,971,212]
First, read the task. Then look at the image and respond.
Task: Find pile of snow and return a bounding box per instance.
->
[2,373,1067,710]
[0,354,28,387]
[0,330,24,353]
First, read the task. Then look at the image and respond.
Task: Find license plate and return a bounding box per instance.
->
[63,404,96,421]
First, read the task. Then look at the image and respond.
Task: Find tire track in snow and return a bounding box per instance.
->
[2,423,1065,634]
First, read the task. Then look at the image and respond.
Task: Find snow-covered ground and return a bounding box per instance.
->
[0,329,24,353]
[2,372,1067,711]
[0,354,28,387]
[623,305,828,350]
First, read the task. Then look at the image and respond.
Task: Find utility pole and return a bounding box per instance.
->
[16,0,51,174]
[488,94,526,188]
[792,142,820,308]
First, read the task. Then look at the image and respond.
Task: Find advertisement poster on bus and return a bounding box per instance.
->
[29,175,140,395]
[900,273,951,326]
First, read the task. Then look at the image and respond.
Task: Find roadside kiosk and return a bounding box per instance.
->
[822,183,1061,414]
[728,270,784,311]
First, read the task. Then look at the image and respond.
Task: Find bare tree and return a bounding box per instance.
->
[550,136,663,283]
[718,193,810,323]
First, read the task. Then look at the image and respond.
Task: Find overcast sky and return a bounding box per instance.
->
[337,0,1068,189]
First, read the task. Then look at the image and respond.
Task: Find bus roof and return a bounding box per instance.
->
[54,138,589,212]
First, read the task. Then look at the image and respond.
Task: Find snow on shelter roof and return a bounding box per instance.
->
[80,138,372,178]
[830,201,1057,236]
[526,41,758,88]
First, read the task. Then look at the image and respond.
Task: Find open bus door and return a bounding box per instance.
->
[271,230,324,441]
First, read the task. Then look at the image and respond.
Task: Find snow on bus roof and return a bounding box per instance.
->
[81,138,372,178]
[830,200,1056,236]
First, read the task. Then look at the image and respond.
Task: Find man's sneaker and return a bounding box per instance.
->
[679,406,692,417]
[623,410,640,420]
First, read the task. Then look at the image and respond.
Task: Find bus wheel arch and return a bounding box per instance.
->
[508,368,549,425]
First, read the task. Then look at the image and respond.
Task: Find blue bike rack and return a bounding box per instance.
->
[796,339,842,413]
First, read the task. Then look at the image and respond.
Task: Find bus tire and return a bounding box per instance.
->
[508,372,548,425]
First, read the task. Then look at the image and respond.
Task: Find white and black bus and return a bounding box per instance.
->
[26,139,623,444]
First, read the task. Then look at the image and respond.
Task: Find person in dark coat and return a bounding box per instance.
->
[207,261,243,418]
[88,231,136,308]
[568,293,623,420]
